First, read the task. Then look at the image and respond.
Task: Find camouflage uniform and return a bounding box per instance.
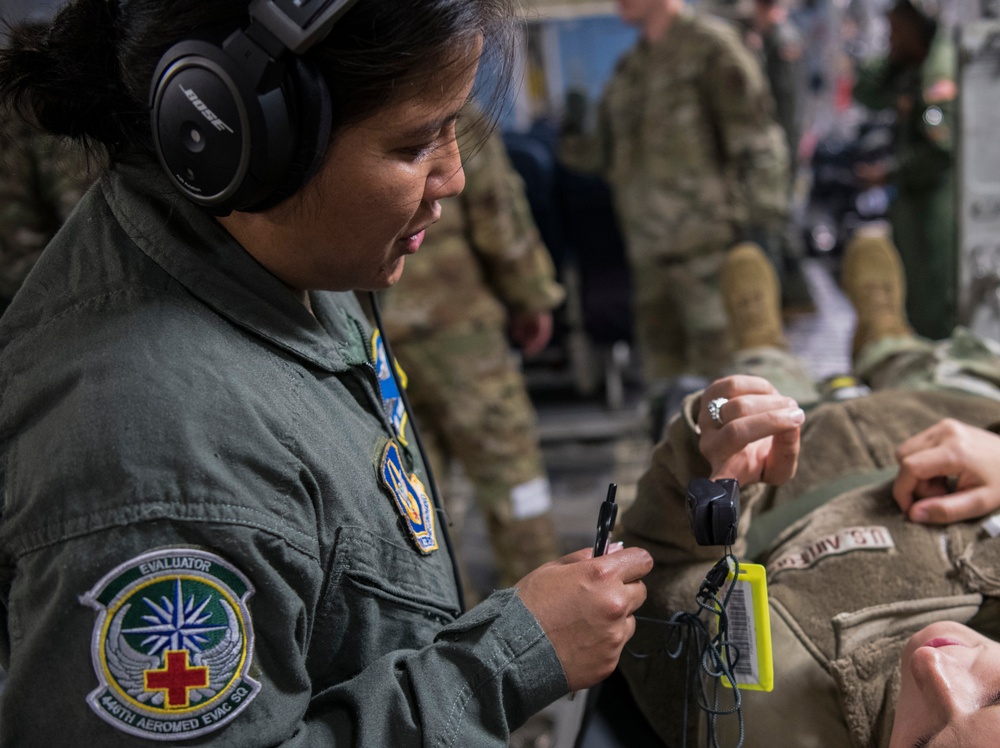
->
[560,8,789,384]
[854,27,957,341]
[0,106,93,313]
[619,328,1000,748]
[378,123,565,590]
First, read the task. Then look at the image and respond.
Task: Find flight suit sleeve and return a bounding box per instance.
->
[893,74,955,193]
[702,28,790,232]
[460,128,565,315]
[2,521,567,747]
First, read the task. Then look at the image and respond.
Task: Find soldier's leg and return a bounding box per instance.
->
[400,325,560,589]
[631,257,687,384]
[672,250,733,380]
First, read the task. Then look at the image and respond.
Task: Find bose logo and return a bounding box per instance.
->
[180,85,235,133]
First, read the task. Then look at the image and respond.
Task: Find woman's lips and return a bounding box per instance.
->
[920,638,967,649]
[399,229,425,254]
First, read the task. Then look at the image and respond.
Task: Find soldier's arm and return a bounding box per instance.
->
[557,86,613,176]
[704,28,790,229]
[893,78,955,192]
[461,127,564,316]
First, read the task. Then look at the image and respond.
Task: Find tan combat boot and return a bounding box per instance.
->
[720,242,788,351]
[486,512,561,589]
[841,230,913,360]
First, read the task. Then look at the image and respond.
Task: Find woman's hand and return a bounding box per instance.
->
[697,375,804,487]
[894,419,1000,524]
[516,546,652,692]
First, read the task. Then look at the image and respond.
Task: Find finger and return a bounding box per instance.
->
[893,446,959,510]
[593,547,653,583]
[908,488,997,524]
[896,422,947,461]
[711,394,800,425]
[561,548,598,564]
[763,425,801,485]
[705,375,782,400]
[713,407,805,451]
[913,476,950,500]
[622,580,648,615]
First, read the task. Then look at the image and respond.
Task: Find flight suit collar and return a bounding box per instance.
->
[103,158,368,374]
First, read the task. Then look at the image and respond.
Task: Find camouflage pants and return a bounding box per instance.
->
[729,327,1000,405]
[631,251,733,384]
[391,323,550,523]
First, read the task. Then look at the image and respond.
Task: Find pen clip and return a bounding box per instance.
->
[593,483,619,557]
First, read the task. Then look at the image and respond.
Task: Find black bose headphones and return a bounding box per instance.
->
[149,0,359,214]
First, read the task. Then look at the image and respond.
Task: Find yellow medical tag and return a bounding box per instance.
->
[718,562,773,692]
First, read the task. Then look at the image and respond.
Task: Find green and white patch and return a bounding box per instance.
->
[82,549,261,741]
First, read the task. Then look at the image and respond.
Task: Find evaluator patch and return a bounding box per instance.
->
[81,549,261,741]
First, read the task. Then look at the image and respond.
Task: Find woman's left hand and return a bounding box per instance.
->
[697,375,804,487]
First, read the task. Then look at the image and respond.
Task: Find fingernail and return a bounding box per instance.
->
[910,506,927,522]
[788,408,805,425]
[608,542,625,554]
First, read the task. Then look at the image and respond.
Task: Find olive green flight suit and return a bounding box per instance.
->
[0,160,566,746]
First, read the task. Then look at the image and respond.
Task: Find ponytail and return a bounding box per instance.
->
[0,0,138,158]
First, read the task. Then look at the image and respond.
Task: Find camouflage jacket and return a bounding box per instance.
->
[379,123,564,342]
[560,10,789,261]
[0,109,94,311]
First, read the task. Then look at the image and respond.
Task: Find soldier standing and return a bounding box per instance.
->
[560,0,790,402]
[853,0,956,341]
[0,103,93,313]
[378,118,565,594]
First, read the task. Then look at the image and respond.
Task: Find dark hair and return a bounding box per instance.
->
[0,0,517,162]
[892,0,938,45]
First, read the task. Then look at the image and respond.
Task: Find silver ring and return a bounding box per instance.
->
[707,397,728,427]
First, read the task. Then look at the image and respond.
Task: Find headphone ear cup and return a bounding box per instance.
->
[150,37,298,214]
[249,57,333,211]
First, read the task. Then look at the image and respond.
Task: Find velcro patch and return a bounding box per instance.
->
[381,440,439,554]
[82,549,261,741]
[768,526,895,573]
[371,329,410,445]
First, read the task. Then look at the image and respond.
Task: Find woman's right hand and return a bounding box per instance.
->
[697,375,804,487]
[894,419,1000,524]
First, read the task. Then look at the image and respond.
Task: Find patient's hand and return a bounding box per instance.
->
[894,419,1000,524]
[698,375,804,487]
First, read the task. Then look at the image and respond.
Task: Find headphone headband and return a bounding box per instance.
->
[250,0,360,54]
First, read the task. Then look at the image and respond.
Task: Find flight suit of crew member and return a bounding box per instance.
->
[0,106,93,312]
[854,22,957,341]
[379,126,565,590]
[0,160,567,746]
[560,8,789,384]
[618,331,1000,748]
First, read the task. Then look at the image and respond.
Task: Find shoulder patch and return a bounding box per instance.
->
[371,329,410,445]
[381,440,439,554]
[82,549,261,741]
